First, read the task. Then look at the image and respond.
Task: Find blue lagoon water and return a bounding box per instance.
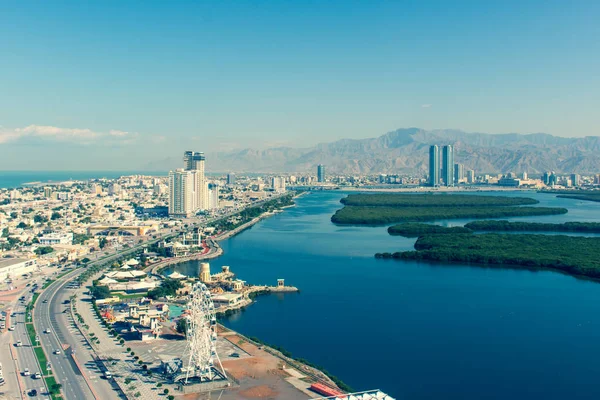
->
[165,191,600,399]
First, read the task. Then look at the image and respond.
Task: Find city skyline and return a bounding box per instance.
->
[1,1,599,170]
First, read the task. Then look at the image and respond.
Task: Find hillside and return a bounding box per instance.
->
[146,128,600,175]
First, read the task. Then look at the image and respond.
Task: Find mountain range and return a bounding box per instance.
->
[146,128,600,175]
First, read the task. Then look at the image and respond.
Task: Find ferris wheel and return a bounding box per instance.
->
[183,282,226,383]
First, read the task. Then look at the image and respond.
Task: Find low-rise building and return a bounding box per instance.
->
[0,258,37,281]
[39,232,73,245]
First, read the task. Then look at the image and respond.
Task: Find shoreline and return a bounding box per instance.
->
[152,192,304,276]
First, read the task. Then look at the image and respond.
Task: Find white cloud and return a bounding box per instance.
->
[421,104,432,108]
[0,125,138,145]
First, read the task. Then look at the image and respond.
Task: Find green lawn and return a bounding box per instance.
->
[26,323,37,345]
[34,346,51,376]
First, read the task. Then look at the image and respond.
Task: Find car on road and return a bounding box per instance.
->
[42,299,48,303]
[103,371,112,379]
[8,326,15,331]
[33,372,41,379]
[29,389,37,396]
[23,368,30,376]
[16,341,22,347]
[53,349,61,355]
[44,328,51,334]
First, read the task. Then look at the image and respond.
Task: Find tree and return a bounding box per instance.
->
[10,212,18,219]
[99,237,108,249]
[90,285,111,299]
[16,222,28,229]
[1,227,8,238]
[50,383,62,394]
[176,318,188,335]
[33,214,48,224]
[34,246,54,255]
[51,211,62,220]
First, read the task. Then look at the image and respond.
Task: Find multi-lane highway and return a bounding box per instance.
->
[11,289,49,398]
[34,268,96,400]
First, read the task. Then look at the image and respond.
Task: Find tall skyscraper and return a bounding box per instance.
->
[317,165,325,183]
[208,182,220,210]
[466,169,475,184]
[442,145,454,186]
[571,173,580,187]
[271,177,286,192]
[429,145,439,187]
[227,173,236,185]
[454,163,464,183]
[168,169,195,217]
[183,151,208,211]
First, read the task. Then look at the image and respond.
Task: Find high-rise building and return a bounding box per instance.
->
[108,183,121,196]
[521,172,528,180]
[429,145,439,187]
[44,187,53,198]
[454,163,464,183]
[466,169,475,184]
[271,177,286,192]
[168,169,196,217]
[227,173,236,185]
[542,171,551,185]
[571,173,580,187]
[317,165,326,183]
[208,183,220,210]
[442,145,454,186]
[183,151,208,211]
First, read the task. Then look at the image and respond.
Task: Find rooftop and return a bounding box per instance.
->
[0,258,28,269]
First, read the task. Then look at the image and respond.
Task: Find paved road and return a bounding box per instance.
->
[34,270,96,400]
[12,291,48,398]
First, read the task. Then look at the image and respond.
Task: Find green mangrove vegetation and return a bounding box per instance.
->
[340,193,539,207]
[376,233,600,279]
[556,193,600,203]
[332,193,566,225]
[465,220,600,233]
[332,205,567,225]
[388,223,471,237]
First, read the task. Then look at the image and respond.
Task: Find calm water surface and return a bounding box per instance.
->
[165,191,600,399]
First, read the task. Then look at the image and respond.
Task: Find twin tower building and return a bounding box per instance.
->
[168,151,211,217]
[429,145,454,187]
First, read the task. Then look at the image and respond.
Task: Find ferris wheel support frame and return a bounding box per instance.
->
[183,282,227,384]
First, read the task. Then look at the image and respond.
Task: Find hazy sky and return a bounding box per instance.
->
[1,0,599,170]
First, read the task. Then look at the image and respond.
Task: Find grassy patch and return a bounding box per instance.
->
[45,375,63,399]
[34,346,51,375]
[26,323,37,345]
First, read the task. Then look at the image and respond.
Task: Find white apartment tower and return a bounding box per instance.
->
[168,169,196,217]
[169,151,210,217]
[183,151,209,210]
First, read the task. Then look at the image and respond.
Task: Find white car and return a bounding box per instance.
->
[33,372,41,379]
[16,341,22,347]
[53,349,61,355]
[23,368,30,376]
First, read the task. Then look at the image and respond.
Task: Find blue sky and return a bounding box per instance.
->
[0,0,598,170]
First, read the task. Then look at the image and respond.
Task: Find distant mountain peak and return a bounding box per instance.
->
[144,128,600,175]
